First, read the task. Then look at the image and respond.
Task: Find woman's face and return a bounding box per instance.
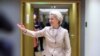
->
[49,15,59,27]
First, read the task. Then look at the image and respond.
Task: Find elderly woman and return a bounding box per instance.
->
[17,10,71,56]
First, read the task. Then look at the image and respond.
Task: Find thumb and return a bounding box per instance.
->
[17,24,23,29]
[17,24,21,27]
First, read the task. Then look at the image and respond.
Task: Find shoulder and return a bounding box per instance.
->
[60,27,68,31]
[43,26,51,30]
[60,27,68,33]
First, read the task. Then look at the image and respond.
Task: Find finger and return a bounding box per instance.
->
[17,24,21,28]
[17,24,19,26]
[20,23,25,28]
[22,24,25,28]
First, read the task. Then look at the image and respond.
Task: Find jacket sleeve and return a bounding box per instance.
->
[64,30,71,56]
[23,27,46,38]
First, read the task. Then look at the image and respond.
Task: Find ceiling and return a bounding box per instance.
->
[32,4,71,14]
[32,4,71,9]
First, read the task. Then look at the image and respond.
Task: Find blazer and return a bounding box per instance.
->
[24,26,71,56]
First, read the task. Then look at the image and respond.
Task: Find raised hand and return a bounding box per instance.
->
[17,24,26,32]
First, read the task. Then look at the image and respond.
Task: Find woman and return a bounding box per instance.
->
[17,10,71,56]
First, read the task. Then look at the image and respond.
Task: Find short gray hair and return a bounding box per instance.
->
[49,10,63,25]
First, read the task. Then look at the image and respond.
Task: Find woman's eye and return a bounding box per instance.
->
[51,18,53,20]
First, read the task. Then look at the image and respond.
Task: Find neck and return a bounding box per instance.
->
[52,25,60,29]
